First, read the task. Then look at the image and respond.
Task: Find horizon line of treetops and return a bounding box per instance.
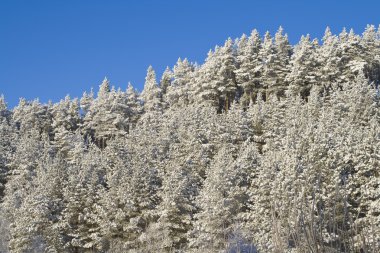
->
[1,24,379,144]
[4,24,380,107]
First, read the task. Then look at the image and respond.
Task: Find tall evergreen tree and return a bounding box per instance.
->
[166,58,194,106]
[235,29,262,106]
[286,35,320,97]
[141,66,163,112]
[160,66,173,96]
[189,145,247,252]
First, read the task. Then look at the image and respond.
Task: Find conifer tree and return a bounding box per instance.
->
[273,26,292,96]
[195,39,238,111]
[235,29,262,106]
[143,162,197,252]
[141,66,163,111]
[318,27,342,91]
[287,35,320,97]
[217,38,238,111]
[361,25,380,84]
[189,145,247,252]
[82,78,130,148]
[59,143,107,252]
[194,49,221,107]
[160,66,173,96]
[166,58,194,106]
[0,96,14,201]
[125,82,143,130]
[9,155,66,253]
[12,98,52,136]
[3,131,49,252]
[50,96,81,155]
[80,89,94,117]
[339,28,367,86]
[259,31,276,97]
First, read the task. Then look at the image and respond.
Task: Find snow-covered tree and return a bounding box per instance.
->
[189,145,247,252]
[166,58,194,106]
[81,78,131,148]
[12,98,52,136]
[8,154,66,253]
[339,28,367,86]
[361,25,380,85]
[286,34,320,97]
[0,96,14,201]
[2,131,49,252]
[272,26,292,96]
[125,82,143,131]
[80,89,94,116]
[141,66,163,112]
[194,49,221,107]
[59,143,107,252]
[318,27,343,91]
[142,162,197,252]
[235,29,262,106]
[195,38,238,111]
[50,96,81,155]
[160,66,173,96]
[51,95,80,132]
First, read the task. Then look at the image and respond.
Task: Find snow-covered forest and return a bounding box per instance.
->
[0,25,379,253]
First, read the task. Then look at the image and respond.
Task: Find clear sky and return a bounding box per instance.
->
[1,0,379,108]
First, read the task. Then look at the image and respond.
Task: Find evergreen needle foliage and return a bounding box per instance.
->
[0,25,379,253]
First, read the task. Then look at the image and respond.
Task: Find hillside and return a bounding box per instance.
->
[0,25,379,253]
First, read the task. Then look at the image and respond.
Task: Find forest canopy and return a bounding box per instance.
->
[0,25,379,253]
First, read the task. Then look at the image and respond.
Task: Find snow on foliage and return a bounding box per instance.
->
[0,25,379,252]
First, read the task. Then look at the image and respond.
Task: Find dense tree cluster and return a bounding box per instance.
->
[0,25,379,253]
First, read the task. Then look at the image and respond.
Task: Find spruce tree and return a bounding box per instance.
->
[141,66,163,112]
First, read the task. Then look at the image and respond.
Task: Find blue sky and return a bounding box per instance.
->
[1,0,379,108]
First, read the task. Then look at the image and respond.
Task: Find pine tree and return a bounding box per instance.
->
[318,27,343,91]
[287,34,320,98]
[12,98,52,136]
[51,95,80,132]
[142,163,197,252]
[160,66,173,96]
[189,145,247,252]
[59,143,107,252]
[99,134,161,252]
[9,154,66,253]
[98,77,111,99]
[0,95,5,111]
[51,96,81,156]
[217,38,238,111]
[3,132,49,252]
[195,39,238,111]
[80,89,94,117]
[166,58,194,106]
[0,96,14,201]
[259,31,276,97]
[141,66,163,111]
[339,28,366,87]
[125,82,143,131]
[194,48,221,107]
[82,78,130,148]
[273,26,292,96]
[361,25,380,85]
